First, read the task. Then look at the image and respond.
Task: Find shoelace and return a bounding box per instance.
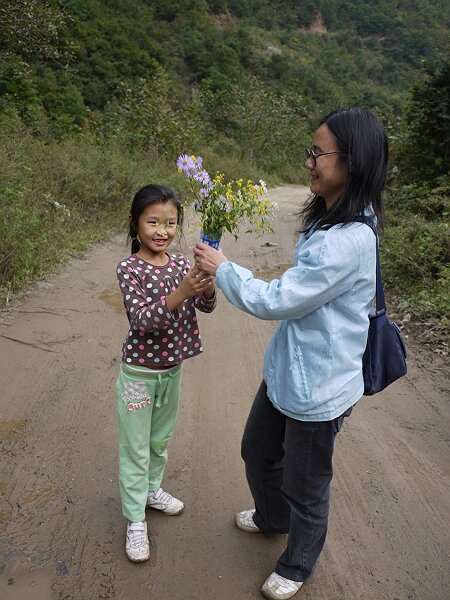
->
[128,525,146,547]
[151,489,173,505]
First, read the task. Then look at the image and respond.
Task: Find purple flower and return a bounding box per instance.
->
[177,154,196,174]
[199,187,210,199]
[193,169,211,185]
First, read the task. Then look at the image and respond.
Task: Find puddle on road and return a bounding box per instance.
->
[0,421,26,443]
[99,287,124,313]
[21,484,62,517]
[254,263,292,280]
[0,568,56,600]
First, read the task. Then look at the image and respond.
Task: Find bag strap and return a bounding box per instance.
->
[353,218,386,315]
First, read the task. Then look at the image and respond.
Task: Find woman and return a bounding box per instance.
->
[194,107,387,599]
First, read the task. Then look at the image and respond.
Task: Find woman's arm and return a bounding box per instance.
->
[194,229,372,321]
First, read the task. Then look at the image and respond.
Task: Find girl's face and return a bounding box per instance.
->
[136,201,179,263]
[305,124,348,209]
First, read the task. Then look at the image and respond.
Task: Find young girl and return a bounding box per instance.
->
[116,184,216,562]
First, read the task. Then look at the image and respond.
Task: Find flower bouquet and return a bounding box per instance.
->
[176,154,277,248]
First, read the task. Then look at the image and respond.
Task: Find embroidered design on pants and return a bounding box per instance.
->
[121,381,152,413]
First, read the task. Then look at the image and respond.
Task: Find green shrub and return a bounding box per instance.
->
[0,119,177,304]
[382,182,449,320]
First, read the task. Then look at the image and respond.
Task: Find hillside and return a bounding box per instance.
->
[1,0,449,124]
[0,0,449,332]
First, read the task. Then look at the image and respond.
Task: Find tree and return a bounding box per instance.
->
[200,76,309,172]
[0,0,74,120]
[98,67,202,159]
[397,58,450,183]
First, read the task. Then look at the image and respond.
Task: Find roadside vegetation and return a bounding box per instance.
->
[0,0,448,345]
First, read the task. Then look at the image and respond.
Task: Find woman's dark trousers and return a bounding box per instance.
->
[241,381,349,583]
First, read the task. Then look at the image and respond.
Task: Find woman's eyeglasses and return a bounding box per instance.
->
[305,148,341,167]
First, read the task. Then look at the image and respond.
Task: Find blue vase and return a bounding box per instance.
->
[200,230,222,249]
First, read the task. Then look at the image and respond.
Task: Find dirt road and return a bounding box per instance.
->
[1,187,449,600]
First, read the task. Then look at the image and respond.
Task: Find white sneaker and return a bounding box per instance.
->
[262,572,303,599]
[235,509,261,532]
[125,521,150,562]
[146,488,184,515]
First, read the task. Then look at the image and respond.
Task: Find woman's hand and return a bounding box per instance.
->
[193,242,227,275]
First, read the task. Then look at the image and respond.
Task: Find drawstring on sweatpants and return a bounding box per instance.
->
[155,369,177,407]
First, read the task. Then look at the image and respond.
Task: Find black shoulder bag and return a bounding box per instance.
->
[362,222,407,395]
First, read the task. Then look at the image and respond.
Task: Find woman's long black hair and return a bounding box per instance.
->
[300,107,388,232]
[128,184,184,254]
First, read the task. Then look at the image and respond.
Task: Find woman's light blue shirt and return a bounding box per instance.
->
[215,222,376,421]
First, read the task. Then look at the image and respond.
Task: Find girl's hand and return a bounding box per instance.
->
[177,264,214,299]
[167,264,215,313]
[193,242,227,275]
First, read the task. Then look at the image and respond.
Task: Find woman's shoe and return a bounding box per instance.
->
[261,572,303,599]
[261,572,303,600]
[234,509,261,532]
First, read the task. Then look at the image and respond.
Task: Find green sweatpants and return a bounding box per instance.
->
[116,361,183,522]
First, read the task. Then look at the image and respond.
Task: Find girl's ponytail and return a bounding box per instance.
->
[128,218,141,254]
[131,238,140,254]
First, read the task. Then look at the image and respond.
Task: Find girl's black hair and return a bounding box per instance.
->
[128,184,184,254]
[300,107,388,232]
